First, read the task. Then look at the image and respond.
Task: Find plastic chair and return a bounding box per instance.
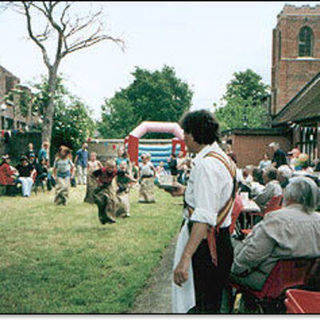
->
[229,194,244,234]
[246,195,284,229]
[285,289,320,314]
[263,195,283,215]
[231,258,316,312]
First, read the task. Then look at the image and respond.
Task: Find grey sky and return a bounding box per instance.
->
[0,1,319,120]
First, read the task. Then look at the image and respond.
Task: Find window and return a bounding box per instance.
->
[298,126,317,162]
[278,31,282,60]
[298,26,314,57]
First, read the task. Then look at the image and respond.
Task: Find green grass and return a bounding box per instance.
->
[0,186,182,313]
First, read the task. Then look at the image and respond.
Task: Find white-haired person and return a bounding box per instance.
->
[229,177,320,312]
[253,167,282,211]
[269,142,288,168]
[277,164,293,189]
[138,153,156,203]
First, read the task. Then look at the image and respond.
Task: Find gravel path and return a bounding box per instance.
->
[131,235,177,314]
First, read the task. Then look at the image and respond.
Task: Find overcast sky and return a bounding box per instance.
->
[1,1,319,119]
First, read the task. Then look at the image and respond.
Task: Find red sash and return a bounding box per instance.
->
[187,151,237,267]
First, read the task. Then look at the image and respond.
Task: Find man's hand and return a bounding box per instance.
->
[173,256,191,286]
[164,182,186,197]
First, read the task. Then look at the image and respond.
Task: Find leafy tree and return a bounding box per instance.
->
[215,69,271,132]
[98,65,193,139]
[32,76,95,158]
[223,69,269,106]
[215,96,271,132]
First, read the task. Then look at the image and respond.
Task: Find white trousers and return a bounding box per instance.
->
[76,165,87,185]
[19,177,34,197]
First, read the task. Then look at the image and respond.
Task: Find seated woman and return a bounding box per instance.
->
[0,155,19,194]
[253,167,282,211]
[277,165,293,189]
[16,156,36,197]
[230,177,320,310]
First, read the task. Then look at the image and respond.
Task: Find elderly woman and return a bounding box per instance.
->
[253,167,282,210]
[230,177,320,311]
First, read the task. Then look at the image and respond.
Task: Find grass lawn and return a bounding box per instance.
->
[0,185,182,313]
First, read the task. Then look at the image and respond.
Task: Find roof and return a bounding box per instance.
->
[222,127,290,136]
[272,72,320,126]
[0,65,19,80]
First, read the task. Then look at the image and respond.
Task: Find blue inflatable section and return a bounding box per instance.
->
[138,143,180,168]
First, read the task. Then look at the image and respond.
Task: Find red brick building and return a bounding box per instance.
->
[0,65,37,131]
[224,4,320,168]
[271,4,320,115]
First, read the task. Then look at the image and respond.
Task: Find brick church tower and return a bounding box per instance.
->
[271,4,320,116]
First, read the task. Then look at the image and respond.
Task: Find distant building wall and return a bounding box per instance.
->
[224,129,292,168]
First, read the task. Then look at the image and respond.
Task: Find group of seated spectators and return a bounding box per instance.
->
[221,142,320,313]
[237,143,320,213]
[0,142,54,197]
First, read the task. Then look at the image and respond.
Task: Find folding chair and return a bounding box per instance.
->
[230,258,316,313]
[285,289,320,314]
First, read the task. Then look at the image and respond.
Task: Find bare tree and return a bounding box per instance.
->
[7,1,124,143]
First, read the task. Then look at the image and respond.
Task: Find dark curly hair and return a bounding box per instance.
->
[180,110,220,145]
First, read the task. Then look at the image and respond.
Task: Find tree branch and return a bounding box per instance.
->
[22,2,52,69]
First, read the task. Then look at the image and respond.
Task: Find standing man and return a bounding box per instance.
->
[74,143,89,185]
[269,142,288,168]
[167,110,236,314]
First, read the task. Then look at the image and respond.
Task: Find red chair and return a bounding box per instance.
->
[264,195,283,215]
[229,194,244,234]
[285,289,320,314]
[246,195,284,231]
[231,258,315,312]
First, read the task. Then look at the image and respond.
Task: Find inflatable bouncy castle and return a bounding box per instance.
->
[125,121,186,166]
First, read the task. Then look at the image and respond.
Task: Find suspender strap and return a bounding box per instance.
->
[184,151,238,266]
[204,151,237,266]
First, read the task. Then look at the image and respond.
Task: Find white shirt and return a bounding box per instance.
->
[184,142,234,228]
[172,142,235,313]
[139,162,154,176]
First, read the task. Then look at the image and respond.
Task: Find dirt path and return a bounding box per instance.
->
[131,235,177,313]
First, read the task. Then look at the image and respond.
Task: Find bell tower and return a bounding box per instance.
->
[271,4,320,116]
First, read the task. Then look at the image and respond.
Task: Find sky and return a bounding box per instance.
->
[1,1,320,120]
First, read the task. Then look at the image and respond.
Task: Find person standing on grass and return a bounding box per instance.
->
[74,143,89,185]
[84,152,103,204]
[139,153,156,203]
[53,146,75,206]
[166,110,236,314]
[38,141,50,166]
